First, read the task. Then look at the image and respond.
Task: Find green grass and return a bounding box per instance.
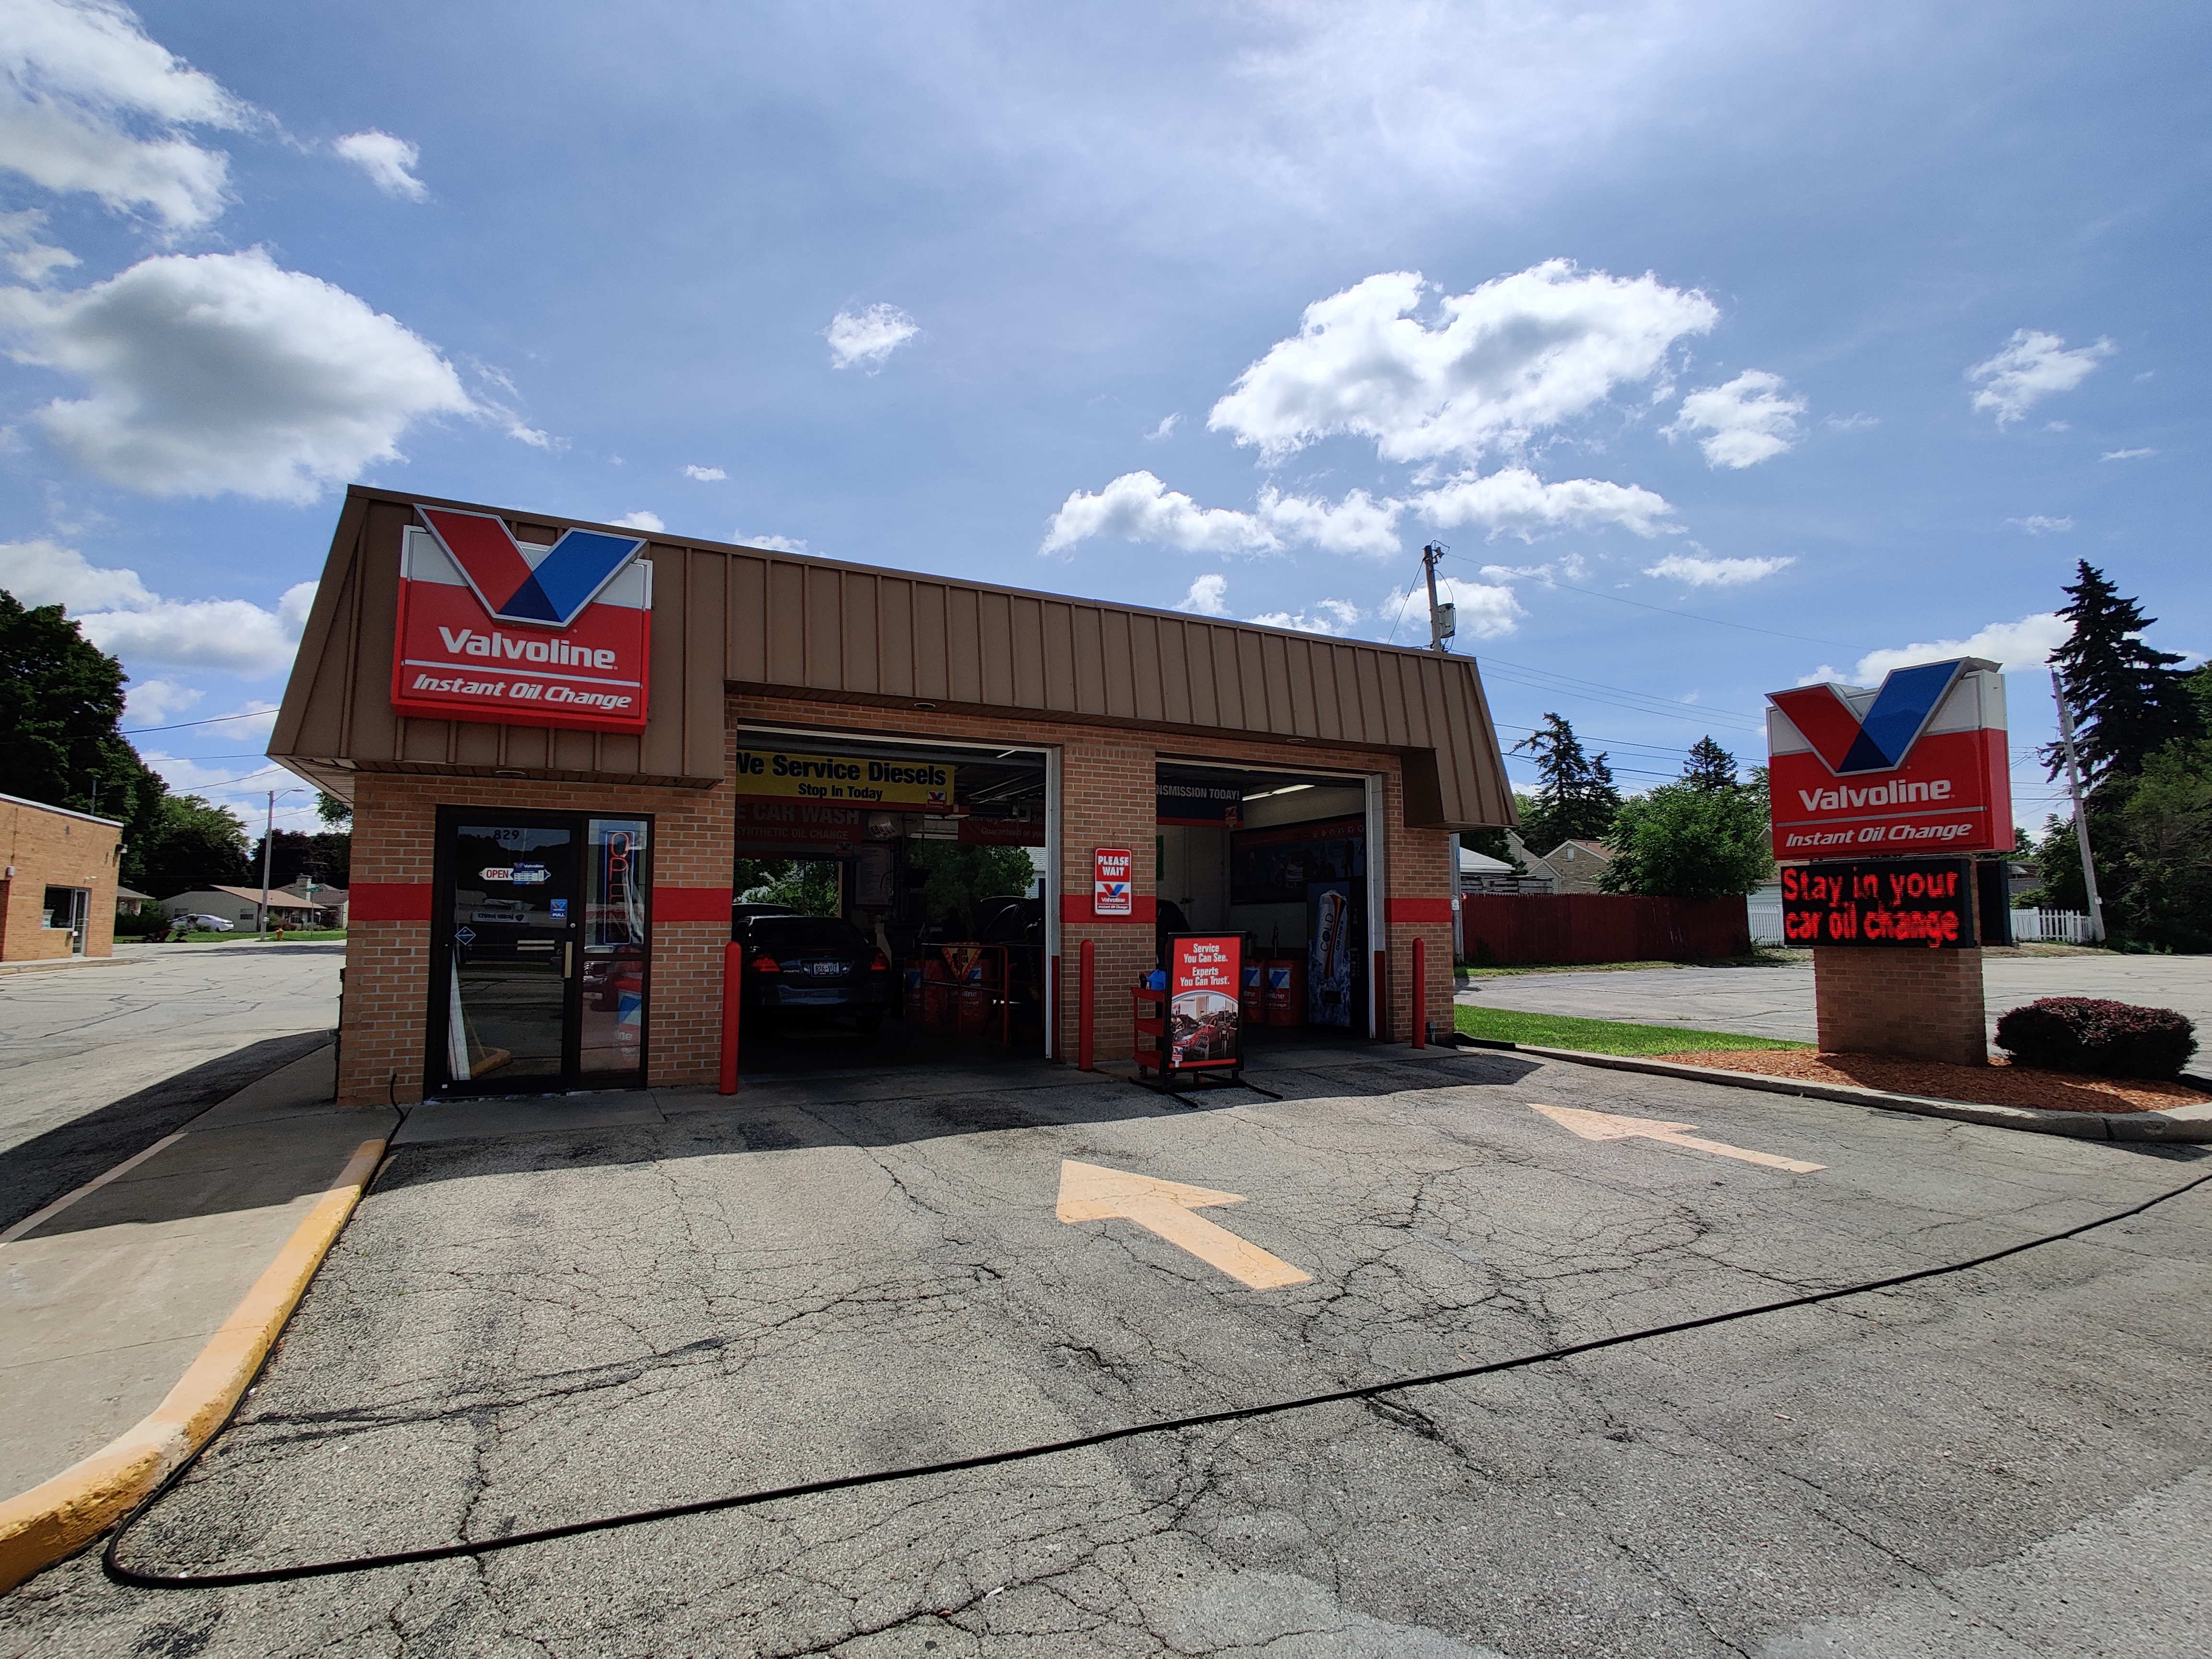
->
[1455,949,1806,979]
[1454,1004,1811,1057]
[145,928,349,944]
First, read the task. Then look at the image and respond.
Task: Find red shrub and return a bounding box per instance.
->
[1994,997,2198,1081]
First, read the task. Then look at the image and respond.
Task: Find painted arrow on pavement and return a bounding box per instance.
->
[1056,1160,1311,1289]
[1532,1104,1825,1174]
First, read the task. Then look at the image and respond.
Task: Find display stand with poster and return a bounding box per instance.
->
[1132,933,1248,1094]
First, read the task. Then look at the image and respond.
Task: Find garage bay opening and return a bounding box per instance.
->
[733,732,1051,1076]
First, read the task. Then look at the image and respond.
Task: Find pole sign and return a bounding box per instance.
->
[392,506,652,733]
[1766,657,2010,858]
[1093,847,1133,916]
[1168,934,1242,1071]
[1780,858,1977,949]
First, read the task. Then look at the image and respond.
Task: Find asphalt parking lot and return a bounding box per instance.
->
[6,1038,2206,1657]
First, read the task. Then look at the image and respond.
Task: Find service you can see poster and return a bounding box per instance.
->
[391,506,653,734]
[1168,934,1242,1072]
[1765,657,2010,858]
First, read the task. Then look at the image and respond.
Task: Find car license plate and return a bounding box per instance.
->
[807,960,847,978]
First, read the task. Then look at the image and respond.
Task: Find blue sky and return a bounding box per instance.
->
[1,1,2204,836]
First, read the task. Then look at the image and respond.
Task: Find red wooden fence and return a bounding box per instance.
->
[1459,894,1751,966]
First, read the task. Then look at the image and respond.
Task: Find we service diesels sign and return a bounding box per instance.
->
[391,506,652,734]
[1766,657,2010,858]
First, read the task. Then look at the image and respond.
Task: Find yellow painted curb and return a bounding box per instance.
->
[0,1137,387,1595]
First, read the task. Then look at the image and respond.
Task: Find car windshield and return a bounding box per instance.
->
[748,918,870,953]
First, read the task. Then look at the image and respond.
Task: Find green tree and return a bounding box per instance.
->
[908,842,1036,933]
[1512,713,1621,851]
[0,590,169,875]
[314,792,352,826]
[139,794,251,894]
[252,827,351,890]
[2046,561,2202,785]
[1679,736,1739,790]
[1598,780,1773,901]
[737,858,840,914]
[2113,736,2212,951]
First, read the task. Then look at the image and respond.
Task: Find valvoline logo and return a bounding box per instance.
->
[417,507,645,629]
[390,503,655,735]
[1767,659,1968,776]
[1765,657,2010,858]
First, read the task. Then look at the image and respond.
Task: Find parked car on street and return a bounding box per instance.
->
[189,914,234,932]
[736,913,891,1035]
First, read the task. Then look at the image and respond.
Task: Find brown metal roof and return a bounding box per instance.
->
[272,486,1517,829]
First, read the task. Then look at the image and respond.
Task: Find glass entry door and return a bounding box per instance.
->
[432,809,652,1095]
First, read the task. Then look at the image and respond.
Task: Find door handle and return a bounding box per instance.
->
[564,942,574,977]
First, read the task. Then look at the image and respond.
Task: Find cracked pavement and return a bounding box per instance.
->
[4,1041,2205,1656]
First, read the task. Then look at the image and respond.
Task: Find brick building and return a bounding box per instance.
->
[0,792,122,962]
[271,489,1517,1106]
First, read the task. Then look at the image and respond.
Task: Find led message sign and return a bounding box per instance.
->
[1779,858,1978,949]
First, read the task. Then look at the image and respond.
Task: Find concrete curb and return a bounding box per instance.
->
[0,1136,386,1595]
[1460,1041,2212,1144]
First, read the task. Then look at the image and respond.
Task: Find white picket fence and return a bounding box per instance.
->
[1748,903,2093,948]
[2008,908,2095,945]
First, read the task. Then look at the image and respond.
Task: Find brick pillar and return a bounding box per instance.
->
[1812,946,1988,1064]
[1056,734,1158,1066]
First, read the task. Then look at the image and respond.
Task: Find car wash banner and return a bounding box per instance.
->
[1766,657,2010,858]
[1167,934,1242,1072]
[392,506,652,733]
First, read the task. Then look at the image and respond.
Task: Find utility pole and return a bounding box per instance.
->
[260,789,276,939]
[2050,670,2106,944]
[87,771,100,818]
[1420,542,1455,654]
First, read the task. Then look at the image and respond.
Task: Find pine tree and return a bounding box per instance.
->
[2047,561,2202,784]
[1513,713,1623,849]
[1680,736,1739,791]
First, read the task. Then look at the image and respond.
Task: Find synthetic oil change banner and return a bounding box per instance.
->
[733,747,956,807]
[392,509,652,734]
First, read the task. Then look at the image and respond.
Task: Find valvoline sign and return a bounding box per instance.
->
[1766,657,2011,858]
[390,506,652,733]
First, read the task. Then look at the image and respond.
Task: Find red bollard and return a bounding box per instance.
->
[1373,949,1387,1041]
[1078,939,1095,1072]
[719,939,742,1094]
[1412,936,1427,1048]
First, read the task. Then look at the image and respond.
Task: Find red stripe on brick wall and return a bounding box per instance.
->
[1059,894,1157,924]
[1386,896,1454,924]
[652,886,734,923]
[349,882,433,922]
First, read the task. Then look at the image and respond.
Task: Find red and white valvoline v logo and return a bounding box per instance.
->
[389,504,655,735]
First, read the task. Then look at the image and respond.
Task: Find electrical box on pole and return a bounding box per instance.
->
[1421,543,1453,653]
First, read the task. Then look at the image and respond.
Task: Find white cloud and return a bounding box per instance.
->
[1208,262,1717,464]
[1413,466,1675,540]
[1825,412,1879,431]
[333,130,426,201]
[120,675,198,723]
[1967,329,2114,426]
[0,534,155,607]
[1041,470,1279,557]
[0,207,77,282]
[737,531,808,554]
[682,464,727,481]
[1255,484,1402,556]
[1807,613,2070,686]
[1145,413,1181,440]
[0,247,476,502]
[1385,575,1526,641]
[0,0,255,231]
[2100,447,2156,462]
[825,302,919,371]
[1248,598,1363,637]
[0,534,313,674]
[1478,553,1587,585]
[2009,514,2073,535]
[1663,369,1805,468]
[1175,572,1228,616]
[1644,552,1795,587]
[610,509,664,532]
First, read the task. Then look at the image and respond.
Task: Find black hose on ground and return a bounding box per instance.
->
[104,1165,2211,1590]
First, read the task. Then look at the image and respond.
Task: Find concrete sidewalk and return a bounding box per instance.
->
[0,1045,395,1582]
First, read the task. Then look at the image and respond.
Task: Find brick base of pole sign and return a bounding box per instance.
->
[1812,942,1987,1065]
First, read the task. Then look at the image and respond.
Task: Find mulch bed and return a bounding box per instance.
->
[1650,1049,2211,1116]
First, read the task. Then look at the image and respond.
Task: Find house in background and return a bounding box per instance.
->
[159,886,337,932]
[115,885,157,916]
[1532,839,1615,896]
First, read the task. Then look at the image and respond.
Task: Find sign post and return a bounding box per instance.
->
[1766,658,2009,1066]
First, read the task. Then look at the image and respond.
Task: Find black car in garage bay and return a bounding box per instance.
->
[736,913,892,1035]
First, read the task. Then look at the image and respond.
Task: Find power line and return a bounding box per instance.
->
[121,709,276,735]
